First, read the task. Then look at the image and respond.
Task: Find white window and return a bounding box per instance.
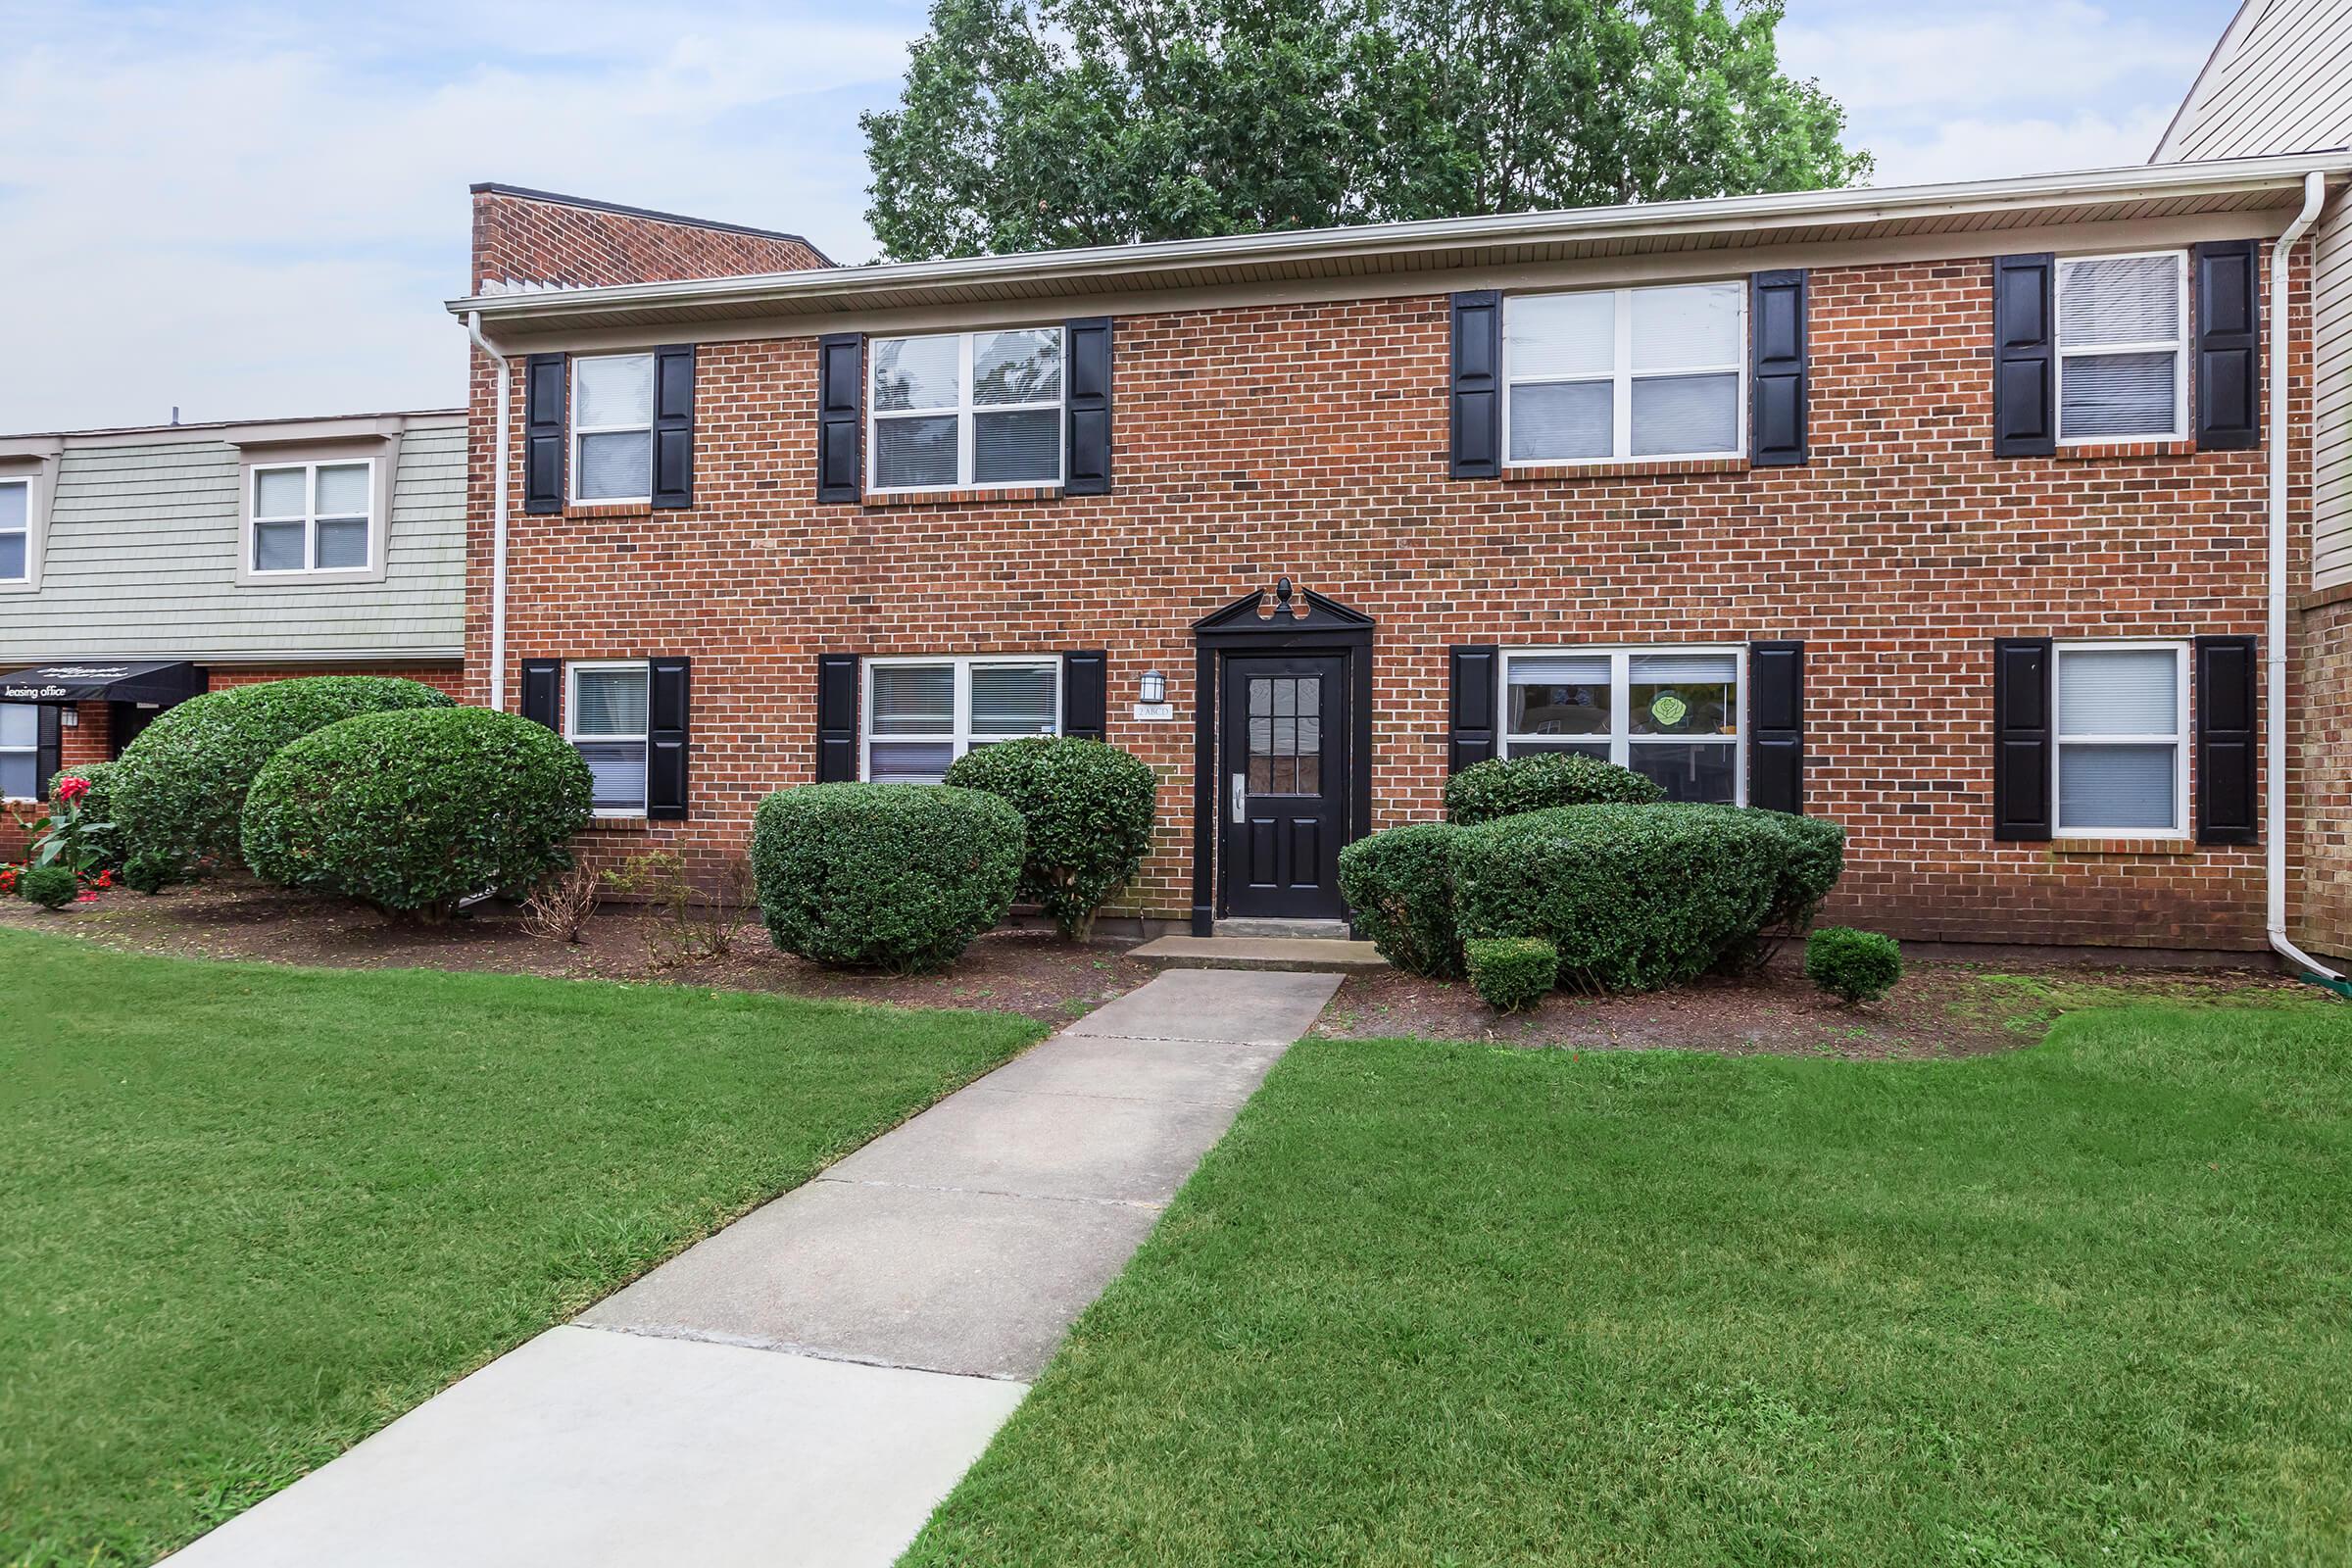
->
[250,460,372,574]
[1504,282,1745,465]
[0,704,38,801]
[0,479,27,582]
[2057,252,2187,442]
[2053,642,2189,837]
[566,662,650,817]
[862,656,1060,783]
[572,354,655,502]
[1500,646,1743,804]
[868,328,1064,493]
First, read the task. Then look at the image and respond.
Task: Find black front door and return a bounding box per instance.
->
[1220,654,1348,919]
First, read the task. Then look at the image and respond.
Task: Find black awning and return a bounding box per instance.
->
[0,661,207,705]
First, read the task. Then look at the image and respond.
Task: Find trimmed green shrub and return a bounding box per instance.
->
[752,783,1024,973]
[943,737,1157,940]
[1450,803,1782,993]
[1465,936,1558,1011]
[240,707,592,921]
[1337,821,1464,978]
[113,676,455,869]
[18,864,78,909]
[1806,926,1903,1006]
[122,853,177,896]
[1444,751,1663,825]
[1718,809,1849,972]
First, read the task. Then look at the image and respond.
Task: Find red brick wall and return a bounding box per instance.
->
[2298,592,2352,962]
[469,188,828,291]
[466,246,2317,953]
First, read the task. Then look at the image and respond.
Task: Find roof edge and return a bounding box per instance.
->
[468,182,836,265]
[2152,0,2270,162]
[0,408,466,443]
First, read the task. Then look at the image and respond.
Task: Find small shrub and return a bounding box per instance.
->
[1806,926,1903,1006]
[943,738,1157,940]
[1720,810,1848,973]
[122,852,178,896]
[241,707,592,922]
[521,860,604,945]
[1445,752,1663,825]
[1337,821,1463,978]
[113,676,454,868]
[604,850,758,965]
[751,783,1024,973]
[1466,936,1558,1011]
[18,864,78,909]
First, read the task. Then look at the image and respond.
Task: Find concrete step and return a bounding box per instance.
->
[1212,917,1353,940]
[1129,934,1389,973]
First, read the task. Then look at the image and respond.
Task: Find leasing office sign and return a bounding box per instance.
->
[0,662,205,704]
[4,667,139,700]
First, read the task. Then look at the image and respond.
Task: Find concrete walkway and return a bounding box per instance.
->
[164,968,1341,1568]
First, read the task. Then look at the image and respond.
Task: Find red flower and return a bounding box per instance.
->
[56,775,90,803]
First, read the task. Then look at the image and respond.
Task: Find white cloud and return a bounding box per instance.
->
[1862,104,2186,187]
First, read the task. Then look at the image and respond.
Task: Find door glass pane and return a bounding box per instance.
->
[1246,677,1321,795]
[2059,649,2176,734]
[1632,282,1740,369]
[871,335,959,412]
[1630,372,1738,456]
[1630,741,1737,803]
[1507,380,1611,462]
[973,410,1059,483]
[572,667,649,737]
[870,663,953,734]
[874,416,959,488]
[869,740,956,782]
[1507,293,1614,379]
[577,430,652,499]
[973,329,1061,405]
[0,704,36,747]
[2061,352,2177,438]
[575,354,654,427]
[316,518,368,569]
[574,739,647,813]
[254,467,307,518]
[2060,744,2177,830]
[970,662,1057,734]
[253,520,305,572]
[1629,652,1737,736]
[315,463,369,517]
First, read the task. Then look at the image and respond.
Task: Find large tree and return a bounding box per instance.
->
[862,0,1871,261]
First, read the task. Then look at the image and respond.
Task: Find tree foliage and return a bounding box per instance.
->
[863,0,1871,260]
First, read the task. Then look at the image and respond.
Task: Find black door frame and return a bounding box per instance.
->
[1190,581,1374,936]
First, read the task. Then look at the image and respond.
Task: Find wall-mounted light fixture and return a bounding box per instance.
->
[1138,669,1166,704]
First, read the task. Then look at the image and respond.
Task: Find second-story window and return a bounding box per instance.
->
[0,478,27,582]
[251,461,371,574]
[869,328,1064,493]
[572,354,655,502]
[1504,282,1744,465]
[2057,252,2186,441]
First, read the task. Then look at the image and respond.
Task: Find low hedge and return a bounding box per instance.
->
[1337,821,1463,978]
[1444,751,1663,825]
[752,783,1025,973]
[1465,937,1557,1012]
[942,737,1157,940]
[18,864,78,909]
[1807,926,1903,1005]
[240,707,592,921]
[113,676,455,869]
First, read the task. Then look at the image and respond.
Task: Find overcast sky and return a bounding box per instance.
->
[0,0,2235,432]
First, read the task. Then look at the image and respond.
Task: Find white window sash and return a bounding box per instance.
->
[2051,640,2190,838]
[0,478,26,582]
[564,660,651,818]
[860,655,1062,781]
[1501,286,1747,466]
[249,460,373,575]
[570,355,656,504]
[1497,645,1746,804]
[2054,250,2188,445]
[867,330,1066,495]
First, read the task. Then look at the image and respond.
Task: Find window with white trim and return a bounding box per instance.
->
[0,703,38,801]
[2057,251,2186,441]
[572,354,655,502]
[862,656,1059,783]
[868,328,1064,492]
[566,662,650,817]
[0,478,27,582]
[1504,282,1745,465]
[250,460,372,574]
[1500,646,1743,804]
[2053,641,2188,836]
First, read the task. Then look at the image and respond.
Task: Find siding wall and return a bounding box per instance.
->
[0,421,466,663]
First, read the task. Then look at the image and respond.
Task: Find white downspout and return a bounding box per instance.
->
[2266,172,2340,980]
[465,312,513,712]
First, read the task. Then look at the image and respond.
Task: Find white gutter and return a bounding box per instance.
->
[464,312,513,712]
[2266,172,2341,981]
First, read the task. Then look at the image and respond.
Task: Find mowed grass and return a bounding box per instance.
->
[0,928,1041,1568]
[906,1003,2352,1567]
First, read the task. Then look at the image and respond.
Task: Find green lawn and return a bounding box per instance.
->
[906,1002,2352,1567]
[0,928,1040,1568]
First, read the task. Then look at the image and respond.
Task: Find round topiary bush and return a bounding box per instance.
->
[1465,936,1558,1011]
[752,783,1025,973]
[1717,809,1848,972]
[113,676,456,870]
[1805,926,1903,1006]
[240,707,592,921]
[942,737,1157,940]
[1444,752,1663,825]
[1337,821,1464,978]
[18,864,78,909]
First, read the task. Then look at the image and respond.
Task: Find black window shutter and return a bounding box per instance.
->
[2192,241,2261,451]
[1447,645,1499,771]
[1746,641,1804,811]
[520,659,562,730]
[35,705,62,798]
[816,333,863,504]
[1449,291,1501,479]
[1064,318,1112,495]
[524,353,568,514]
[816,654,858,781]
[646,657,691,820]
[1062,650,1108,740]
[1992,255,2056,457]
[2195,635,2259,844]
[1992,638,2053,840]
[651,344,695,509]
[1750,271,1808,466]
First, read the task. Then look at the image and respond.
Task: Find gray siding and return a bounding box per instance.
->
[0,422,465,663]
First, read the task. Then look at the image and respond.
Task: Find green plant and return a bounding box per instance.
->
[603,851,759,964]
[1805,926,1903,1006]
[1444,752,1663,825]
[122,853,178,896]
[240,707,591,922]
[943,737,1158,941]
[751,782,1024,973]
[1337,821,1464,978]
[112,677,455,868]
[1464,936,1557,1011]
[36,762,123,874]
[18,863,78,909]
[1719,810,1848,972]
